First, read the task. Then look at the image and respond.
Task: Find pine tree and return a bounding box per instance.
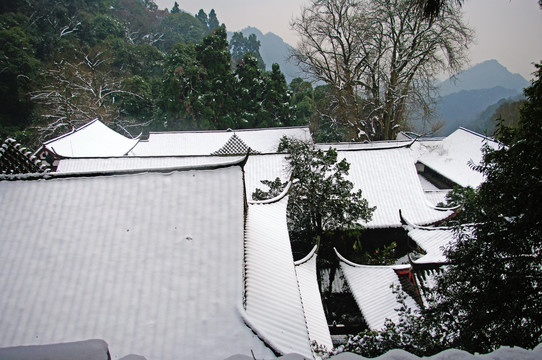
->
[170,1,180,14]
[208,9,220,31]
[195,9,209,32]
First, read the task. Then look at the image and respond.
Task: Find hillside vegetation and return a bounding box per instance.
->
[0,0,302,147]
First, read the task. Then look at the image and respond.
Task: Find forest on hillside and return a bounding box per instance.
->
[2,0,493,149]
[0,0,316,148]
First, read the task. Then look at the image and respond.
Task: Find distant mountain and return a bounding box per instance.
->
[433,60,529,136]
[436,86,522,136]
[228,27,305,83]
[438,59,529,96]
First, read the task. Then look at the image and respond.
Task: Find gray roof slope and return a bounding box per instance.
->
[242,193,314,358]
[0,164,274,360]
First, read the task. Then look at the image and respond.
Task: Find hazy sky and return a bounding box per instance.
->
[155,0,542,80]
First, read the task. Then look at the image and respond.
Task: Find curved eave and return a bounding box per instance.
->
[399,206,460,228]
[247,181,292,205]
[294,245,318,266]
[334,248,410,271]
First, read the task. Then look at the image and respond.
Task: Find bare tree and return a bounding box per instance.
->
[412,0,464,19]
[292,0,473,140]
[30,51,149,144]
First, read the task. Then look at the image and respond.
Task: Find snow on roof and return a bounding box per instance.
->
[416,128,499,188]
[212,133,260,155]
[294,247,333,352]
[316,140,413,151]
[0,165,275,360]
[423,190,450,207]
[336,250,419,330]
[42,119,139,158]
[55,154,290,200]
[1,138,49,174]
[337,147,454,228]
[242,194,314,358]
[406,226,456,264]
[55,155,241,173]
[323,344,542,360]
[128,126,311,156]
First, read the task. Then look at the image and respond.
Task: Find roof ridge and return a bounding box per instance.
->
[0,138,50,175]
[212,133,260,156]
[42,118,99,145]
[0,155,247,181]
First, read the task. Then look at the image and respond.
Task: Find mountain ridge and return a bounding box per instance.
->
[438,59,529,96]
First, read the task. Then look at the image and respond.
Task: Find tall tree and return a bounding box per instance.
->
[195,9,208,29]
[253,137,375,305]
[170,1,180,13]
[208,9,220,31]
[0,26,40,138]
[229,32,265,70]
[422,63,542,353]
[253,137,374,246]
[29,51,149,144]
[412,0,464,19]
[292,0,473,141]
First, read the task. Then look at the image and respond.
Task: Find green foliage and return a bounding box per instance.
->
[170,1,180,14]
[254,137,375,250]
[311,84,350,142]
[207,9,220,31]
[438,185,478,226]
[230,32,265,70]
[332,286,443,357]
[159,30,296,130]
[157,11,206,52]
[1,1,295,145]
[289,78,314,125]
[422,63,542,353]
[0,25,40,137]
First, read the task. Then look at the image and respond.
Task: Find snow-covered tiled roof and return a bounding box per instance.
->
[129,126,311,156]
[294,247,333,352]
[337,250,419,330]
[406,226,456,264]
[55,154,290,200]
[424,190,450,207]
[316,140,413,151]
[242,194,314,358]
[212,133,260,155]
[41,119,139,157]
[416,127,499,188]
[0,138,49,174]
[337,147,454,228]
[0,163,275,360]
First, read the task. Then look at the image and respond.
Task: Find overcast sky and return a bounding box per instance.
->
[155,0,542,80]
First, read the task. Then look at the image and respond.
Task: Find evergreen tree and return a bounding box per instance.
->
[207,9,220,31]
[230,32,265,70]
[193,27,236,128]
[289,78,314,126]
[422,63,542,352]
[159,41,201,129]
[170,1,180,14]
[0,26,40,139]
[261,63,295,127]
[195,9,208,30]
[253,137,375,305]
[234,53,266,127]
[253,137,375,255]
